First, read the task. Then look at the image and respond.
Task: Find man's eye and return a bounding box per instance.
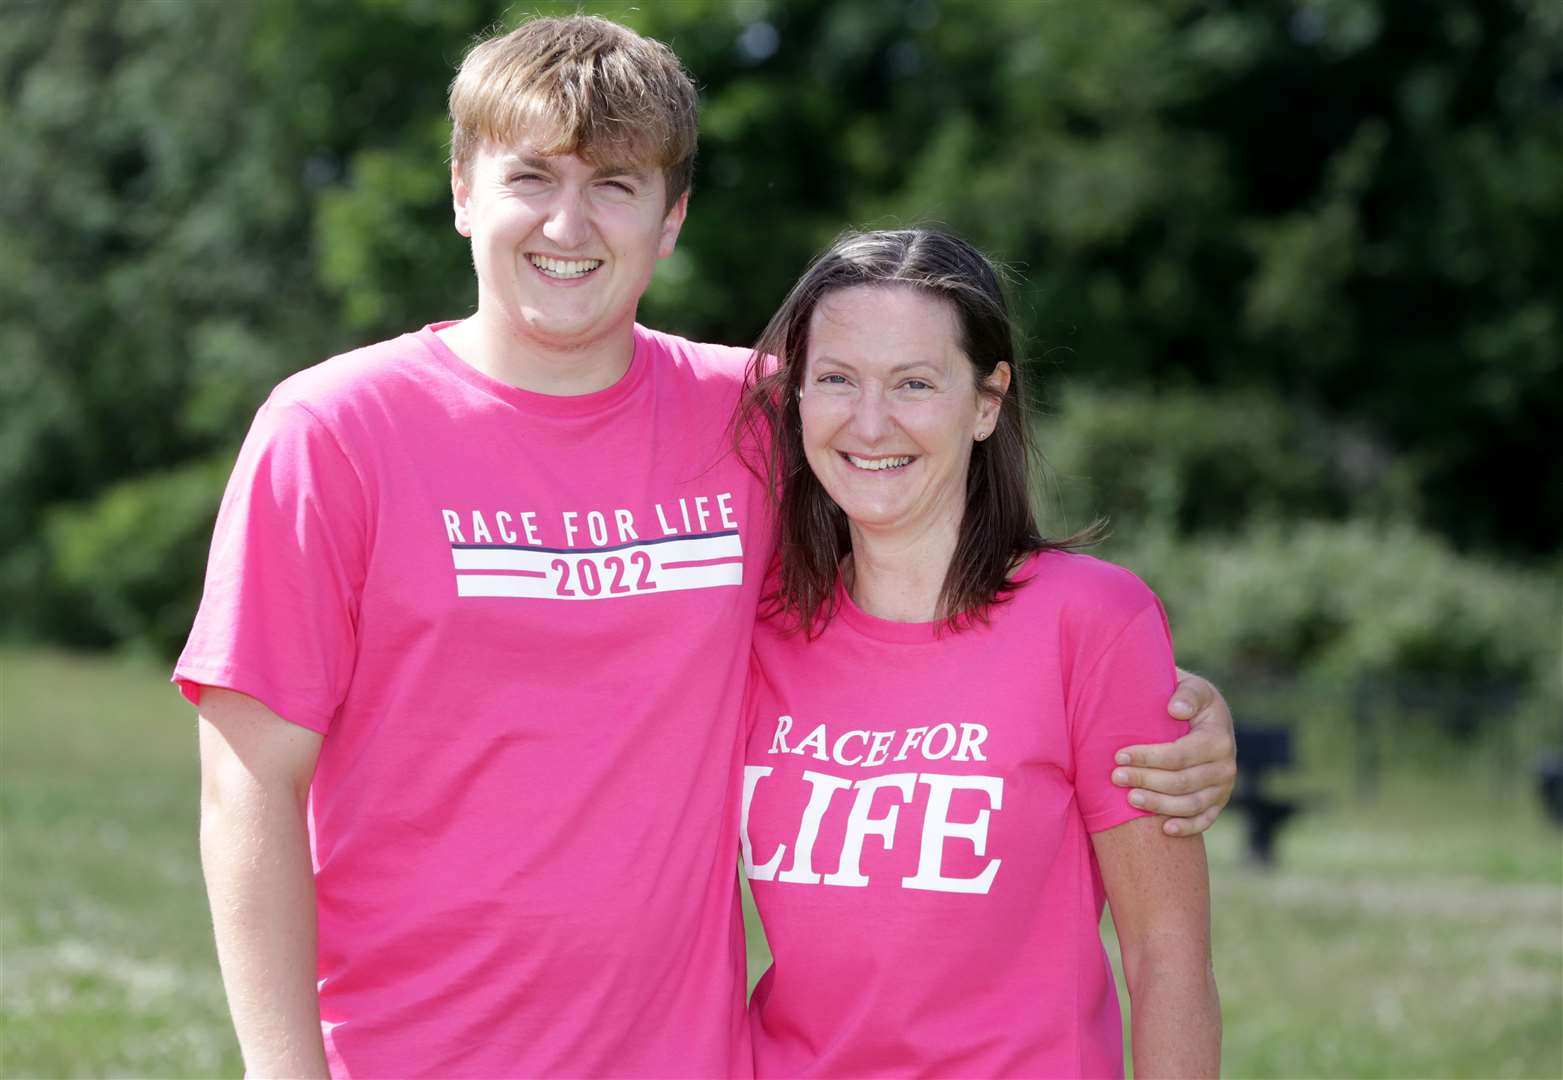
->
[510,173,546,184]
[818,374,849,385]
[602,180,635,194]
[904,379,934,391]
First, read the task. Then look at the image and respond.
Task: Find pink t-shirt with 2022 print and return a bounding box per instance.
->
[176,323,772,1078]
[742,551,1184,1079]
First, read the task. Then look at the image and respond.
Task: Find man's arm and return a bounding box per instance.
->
[198,688,329,1079]
[1113,669,1238,836]
[1093,816,1221,1078]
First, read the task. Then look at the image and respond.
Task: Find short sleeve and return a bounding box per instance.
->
[172,397,368,733]
[1066,598,1184,833]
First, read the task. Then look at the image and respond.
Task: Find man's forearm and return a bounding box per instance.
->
[201,786,329,1078]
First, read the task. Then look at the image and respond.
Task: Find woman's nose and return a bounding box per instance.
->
[847,387,894,442]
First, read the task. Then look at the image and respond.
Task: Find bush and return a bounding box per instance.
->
[43,454,232,657]
[1108,519,1560,692]
[1034,385,1417,539]
[1034,387,1557,697]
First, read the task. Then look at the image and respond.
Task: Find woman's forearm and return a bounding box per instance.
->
[1092,816,1219,1078]
[1125,949,1221,1078]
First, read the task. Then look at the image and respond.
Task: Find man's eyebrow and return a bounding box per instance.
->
[590,163,652,182]
[496,155,650,183]
[496,154,556,172]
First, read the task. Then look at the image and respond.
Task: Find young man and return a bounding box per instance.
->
[178,15,1237,1078]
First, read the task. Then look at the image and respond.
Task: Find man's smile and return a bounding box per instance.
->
[527,254,603,279]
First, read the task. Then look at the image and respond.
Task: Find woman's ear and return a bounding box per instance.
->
[976,361,1011,437]
[983,361,1012,398]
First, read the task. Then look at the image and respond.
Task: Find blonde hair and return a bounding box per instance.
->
[449,15,699,209]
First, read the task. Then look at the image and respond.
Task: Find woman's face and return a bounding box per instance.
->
[799,285,1007,544]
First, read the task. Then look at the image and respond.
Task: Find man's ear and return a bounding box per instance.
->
[657,191,689,258]
[452,161,473,238]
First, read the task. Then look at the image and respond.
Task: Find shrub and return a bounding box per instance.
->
[1033,385,1417,538]
[43,454,232,657]
[1109,519,1559,692]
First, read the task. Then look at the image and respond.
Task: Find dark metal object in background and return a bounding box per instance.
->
[1230,725,1300,866]
[1536,752,1563,827]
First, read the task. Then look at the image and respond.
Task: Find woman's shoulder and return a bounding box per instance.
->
[1011,548,1162,629]
[1009,550,1172,685]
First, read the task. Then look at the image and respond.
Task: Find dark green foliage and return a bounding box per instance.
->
[1039,389,1558,693]
[1,1,328,640]
[2,0,1557,667]
[1108,519,1559,687]
[1038,387,1387,538]
[44,453,232,657]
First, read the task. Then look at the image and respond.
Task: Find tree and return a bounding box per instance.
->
[4,0,1556,652]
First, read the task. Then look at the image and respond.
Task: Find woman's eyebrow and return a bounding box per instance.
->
[808,354,856,371]
[808,356,939,375]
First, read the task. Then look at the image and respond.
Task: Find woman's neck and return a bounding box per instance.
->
[845,517,962,624]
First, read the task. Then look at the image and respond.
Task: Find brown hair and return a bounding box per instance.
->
[734,228,1097,636]
[449,15,699,209]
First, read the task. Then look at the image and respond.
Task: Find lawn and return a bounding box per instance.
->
[3,647,1560,1078]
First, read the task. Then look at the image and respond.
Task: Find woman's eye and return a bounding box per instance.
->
[903,378,934,391]
[817,373,849,385]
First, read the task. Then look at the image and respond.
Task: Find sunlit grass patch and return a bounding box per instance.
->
[4,647,1560,1078]
[1,648,239,1078]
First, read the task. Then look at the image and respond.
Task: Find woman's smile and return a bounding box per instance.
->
[800,285,997,542]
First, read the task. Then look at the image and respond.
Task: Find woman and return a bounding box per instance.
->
[736,230,1220,1078]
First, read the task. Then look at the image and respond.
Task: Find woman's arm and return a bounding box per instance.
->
[1113,669,1238,836]
[1092,817,1220,1079]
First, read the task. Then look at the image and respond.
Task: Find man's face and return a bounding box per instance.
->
[452,141,687,352]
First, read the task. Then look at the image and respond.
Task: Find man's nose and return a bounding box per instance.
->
[542,190,592,250]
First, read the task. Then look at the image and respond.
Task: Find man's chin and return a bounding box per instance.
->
[516,303,595,332]
[511,307,627,350]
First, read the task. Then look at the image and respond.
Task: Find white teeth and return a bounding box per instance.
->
[528,255,602,278]
[845,454,914,471]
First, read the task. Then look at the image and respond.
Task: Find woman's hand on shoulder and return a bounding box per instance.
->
[1112,669,1237,837]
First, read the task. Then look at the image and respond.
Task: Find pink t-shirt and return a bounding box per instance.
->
[742,551,1183,1079]
[176,323,772,1078]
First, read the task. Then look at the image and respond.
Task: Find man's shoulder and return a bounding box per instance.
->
[266,328,439,419]
[635,323,751,385]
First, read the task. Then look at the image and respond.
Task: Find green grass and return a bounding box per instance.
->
[1,648,236,1077]
[1192,817,1561,1078]
[5,647,1561,1078]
